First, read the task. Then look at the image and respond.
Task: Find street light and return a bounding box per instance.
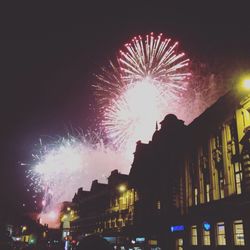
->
[238,74,250,91]
[21,226,27,234]
[243,78,250,90]
[118,184,127,192]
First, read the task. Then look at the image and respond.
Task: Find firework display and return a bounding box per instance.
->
[25,134,128,227]
[24,33,227,228]
[119,33,190,91]
[94,33,191,151]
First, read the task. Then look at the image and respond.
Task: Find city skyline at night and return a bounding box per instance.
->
[1,2,250,219]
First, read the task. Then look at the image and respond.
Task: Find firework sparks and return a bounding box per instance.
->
[119,33,190,92]
[25,137,85,203]
[94,33,191,152]
[24,33,228,228]
[25,134,129,227]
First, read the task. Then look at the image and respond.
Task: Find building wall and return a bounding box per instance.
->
[171,94,250,250]
[71,91,250,249]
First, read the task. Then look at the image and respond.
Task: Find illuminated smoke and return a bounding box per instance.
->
[94,33,191,152]
[25,135,129,227]
[24,34,228,228]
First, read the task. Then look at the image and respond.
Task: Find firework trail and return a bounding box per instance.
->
[94,33,191,152]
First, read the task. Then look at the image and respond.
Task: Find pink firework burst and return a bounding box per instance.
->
[94,33,191,153]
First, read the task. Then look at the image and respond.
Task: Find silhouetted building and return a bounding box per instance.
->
[104,170,137,242]
[71,179,109,238]
[71,170,140,247]
[71,88,250,249]
[129,114,187,249]
[171,90,250,250]
[129,89,250,249]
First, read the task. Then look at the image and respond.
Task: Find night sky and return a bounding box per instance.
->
[1,2,250,213]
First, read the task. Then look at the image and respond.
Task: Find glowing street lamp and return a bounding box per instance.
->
[21,226,27,233]
[243,78,250,90]
[238,74,250,91]
[118,184,127,192]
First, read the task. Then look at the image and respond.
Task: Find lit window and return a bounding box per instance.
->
[206,184,210,202]
[191,225,198,245]
[233,220,245,246]
[176,238,183,250]
[201,143,210,203]
[235,173,242,194]
[202,228,211,245]
[234,163,243,195]
[219,175,225,199]
[216,222,226,245]
[157,200,161,210]
[194,188,198,205]
[229,119,242,195]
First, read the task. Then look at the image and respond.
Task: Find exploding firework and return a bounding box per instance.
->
[119,33,190,93]
[94,33,191,152]
[24,133,129,227]
[25,137,85,205]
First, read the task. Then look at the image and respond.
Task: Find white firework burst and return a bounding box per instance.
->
[94,33,191,152]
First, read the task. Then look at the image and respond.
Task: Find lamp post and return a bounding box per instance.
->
[118,184,127,193]
[21,226,27,233]
[243,79,250,89]
[238,75,250,91]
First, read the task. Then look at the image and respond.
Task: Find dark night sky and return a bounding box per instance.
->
[0,2,250,213]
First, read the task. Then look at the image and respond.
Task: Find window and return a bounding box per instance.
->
[219,176,225,199]
[235,170,242,194]
[233,220,245,246]
[201,143,210,203]
[202,228,211,245]
[234,163,243,194]
[157,200,161,210]
[213,130,225,199]
[229,118,243,195]
[216,222,226,245]
[205,184,210,202]
[191,225,198,245]
[176,238,183,250]
[194,188,198,205]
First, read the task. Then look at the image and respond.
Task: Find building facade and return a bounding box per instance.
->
[71,88,250,249]
[129,89,250,249]
[71,170,138,246]
[170,90,250,250]
[129,91,250,250]
[71,179,110,237]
